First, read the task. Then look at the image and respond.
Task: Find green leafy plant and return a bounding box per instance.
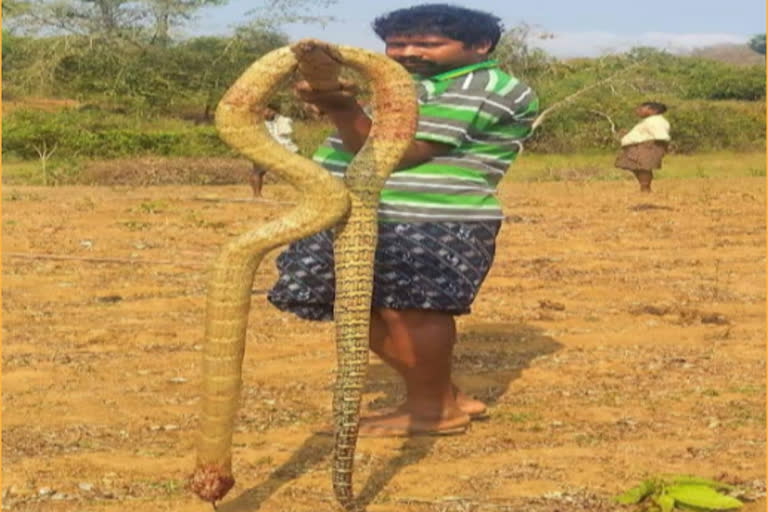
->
[616,475,743,511]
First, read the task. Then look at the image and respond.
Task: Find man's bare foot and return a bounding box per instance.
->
[356,405,470,437]
[453,387,488,419]
[368,388,488,424]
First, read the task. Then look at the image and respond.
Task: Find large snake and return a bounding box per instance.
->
[188,40,418,512]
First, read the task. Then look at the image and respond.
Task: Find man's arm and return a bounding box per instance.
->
[296,81,453,169]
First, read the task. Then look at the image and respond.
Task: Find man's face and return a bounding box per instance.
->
[385,34,491,76]
[635,105,656,118]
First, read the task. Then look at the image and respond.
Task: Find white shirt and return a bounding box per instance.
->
[265,114,298,153]
[621,114,671,147]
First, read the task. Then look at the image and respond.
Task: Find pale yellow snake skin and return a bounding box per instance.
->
[188,40,418,512]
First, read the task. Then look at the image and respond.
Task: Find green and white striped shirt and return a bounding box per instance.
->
[312,59,539,222]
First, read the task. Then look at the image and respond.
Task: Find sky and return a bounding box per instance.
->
[189,0,767,58]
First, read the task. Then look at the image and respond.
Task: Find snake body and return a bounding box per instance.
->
[189,40,418,512]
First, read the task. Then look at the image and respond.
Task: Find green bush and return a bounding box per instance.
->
[527,98,765,153]
[2,109,234,159]
[503,49,765,104]
[3,39,765,159]
[493,49,766,153]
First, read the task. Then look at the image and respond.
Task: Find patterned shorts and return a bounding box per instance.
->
[267,220,502,321]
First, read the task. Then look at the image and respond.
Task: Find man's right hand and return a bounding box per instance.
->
[294,79,359,113]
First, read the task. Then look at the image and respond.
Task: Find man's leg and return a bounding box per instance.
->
[370,310,487,417]
[249,167,266,197]
[632,170,653,192]
[360,308,470,434]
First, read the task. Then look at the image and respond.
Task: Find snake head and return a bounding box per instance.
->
[189,464,235,503]
[291,38,344,64]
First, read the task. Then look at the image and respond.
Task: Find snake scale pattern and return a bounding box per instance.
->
[188,39,418,512]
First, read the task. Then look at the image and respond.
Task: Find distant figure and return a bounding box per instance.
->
[614,102,670,193]
[250,107,298,198]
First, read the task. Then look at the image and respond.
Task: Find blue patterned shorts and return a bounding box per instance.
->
[267,221,502,321]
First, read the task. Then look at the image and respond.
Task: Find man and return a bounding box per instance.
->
[268,3,539,436]
[615,102,671,193]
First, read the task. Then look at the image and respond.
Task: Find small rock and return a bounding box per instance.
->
[78,482,94,492]
[550,421,564,428]
[80,239,93,249]
[163,424,179,431]
[96,295,123,303]
[150,425,162,431]
[137,370,150,376]
[708,420,720,429]
[38,487,55,497]
[168,377,187,384]
[539,299,565,311]
[617,417,637,427]
[701,313,729,325]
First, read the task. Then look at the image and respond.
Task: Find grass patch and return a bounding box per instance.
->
[2,160,47,185]
[2,148,764,187]
[506,151,766,183]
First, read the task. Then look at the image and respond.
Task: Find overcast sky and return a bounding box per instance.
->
[189,0,766,57]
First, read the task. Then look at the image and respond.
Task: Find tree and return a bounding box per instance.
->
[240,0,337,31]
[145,0,227,47]
[493,23,555,81]
[748,33,766,55]
[2,0,228,46]
[3,0,340,115]
[3,0,146,42]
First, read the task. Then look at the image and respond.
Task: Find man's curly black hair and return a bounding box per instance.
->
[372,4,504,53]
[640,101,668,114]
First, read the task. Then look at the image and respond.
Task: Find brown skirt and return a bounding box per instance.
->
[615,140,668,171]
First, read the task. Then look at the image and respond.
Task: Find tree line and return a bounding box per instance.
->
[2,1,765,162]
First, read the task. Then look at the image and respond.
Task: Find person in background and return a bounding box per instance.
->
[249,106,299,197]
[614,101,671,192]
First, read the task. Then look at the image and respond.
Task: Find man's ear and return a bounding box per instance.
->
[473,40,493,55]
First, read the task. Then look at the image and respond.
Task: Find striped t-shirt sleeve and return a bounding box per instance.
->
[415,78,481,147]
[415,70,538,147]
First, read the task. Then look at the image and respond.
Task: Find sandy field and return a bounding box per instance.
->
[2,176,765,511]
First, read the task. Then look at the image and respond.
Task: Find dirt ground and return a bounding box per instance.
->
[2,176,766,511]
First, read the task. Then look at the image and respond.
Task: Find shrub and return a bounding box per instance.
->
[2,109,234,159]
